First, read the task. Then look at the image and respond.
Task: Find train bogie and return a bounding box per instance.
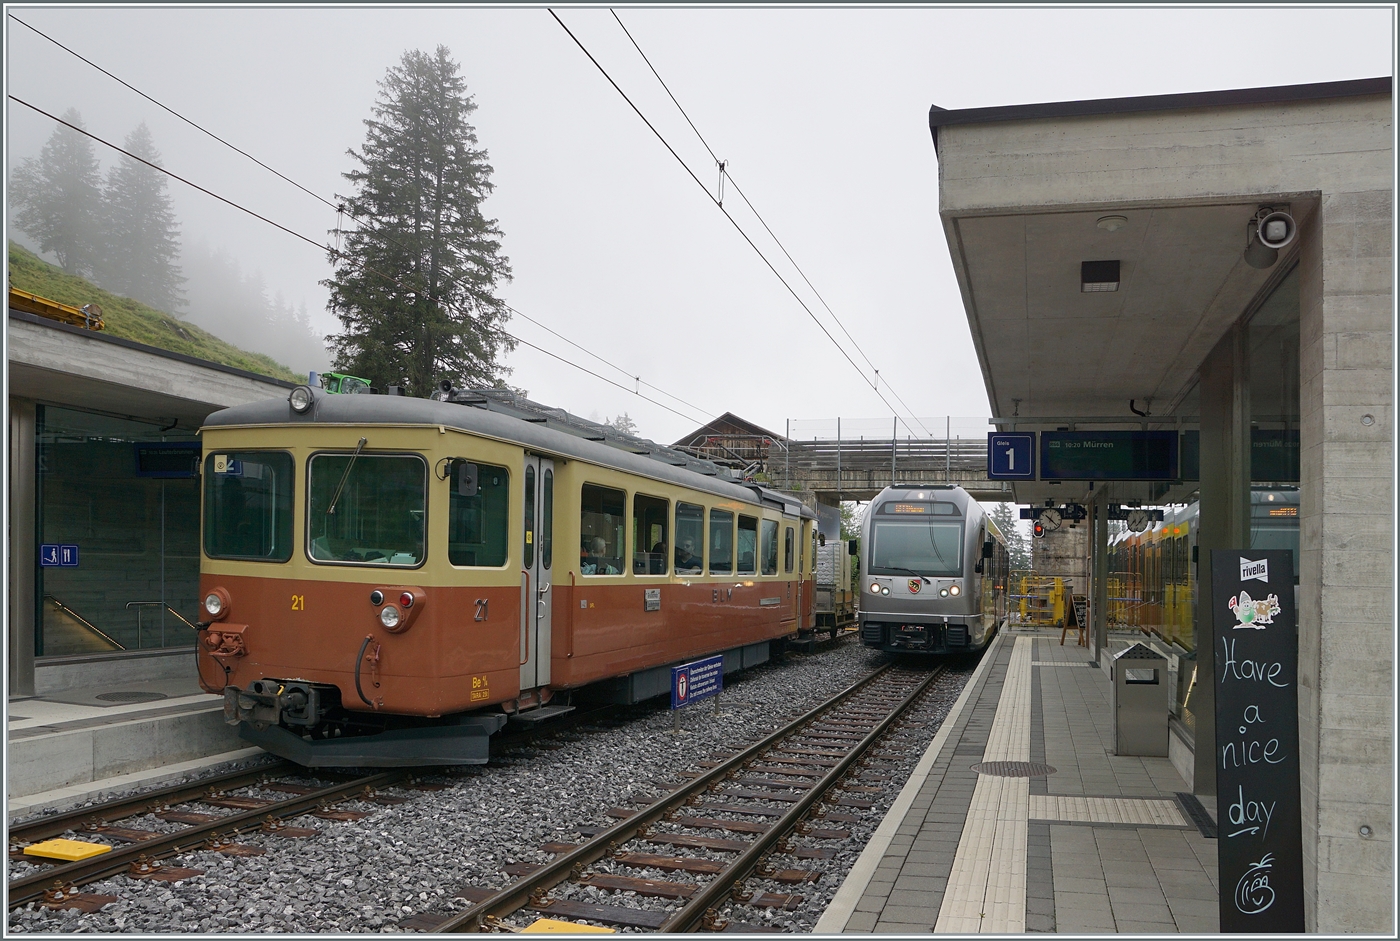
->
[198,386,817,766]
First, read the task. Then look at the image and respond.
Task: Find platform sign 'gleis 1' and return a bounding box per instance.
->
[1210,549,1303,933]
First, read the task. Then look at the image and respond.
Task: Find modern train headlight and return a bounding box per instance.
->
[869,581,880,592]
[289,385,315,413]
[949,584,961,596]
[379,605,401,629]
[881,586,890,596]
[940,588,949,597]
[204,588,230,620]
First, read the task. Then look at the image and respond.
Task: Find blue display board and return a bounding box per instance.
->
[134,441,201,478]
[987,432,1036,479]
[670,655,723,709]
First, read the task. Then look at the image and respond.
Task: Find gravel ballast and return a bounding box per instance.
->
[8,638,974,934]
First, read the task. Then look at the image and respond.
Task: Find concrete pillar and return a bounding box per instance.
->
[1191,319,1252,797]
[1296,192,1393,933]
[9,397,37,696]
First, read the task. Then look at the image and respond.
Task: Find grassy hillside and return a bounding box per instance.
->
[8,241,303,383]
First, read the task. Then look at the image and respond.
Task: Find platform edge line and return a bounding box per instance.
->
[812,630,1010,934]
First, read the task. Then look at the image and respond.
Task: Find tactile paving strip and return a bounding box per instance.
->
[1028,795,1188,827]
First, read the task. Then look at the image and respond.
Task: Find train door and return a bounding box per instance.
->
[520,456,554,691]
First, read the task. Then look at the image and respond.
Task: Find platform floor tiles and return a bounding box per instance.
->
[827,631,1219,934]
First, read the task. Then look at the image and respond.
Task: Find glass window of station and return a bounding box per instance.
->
[35,406,201,656]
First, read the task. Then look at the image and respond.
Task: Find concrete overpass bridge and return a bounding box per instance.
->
[771,436,1011,503]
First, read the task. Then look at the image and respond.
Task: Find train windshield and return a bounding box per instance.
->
[204,451,294,561]
[869,519,964,577]
[307,453,426,566]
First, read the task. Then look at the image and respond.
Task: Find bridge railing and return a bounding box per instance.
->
[783,437,988,472]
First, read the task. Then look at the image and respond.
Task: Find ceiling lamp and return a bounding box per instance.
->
[1081,259,1120,293]
[1096,215,1128,232]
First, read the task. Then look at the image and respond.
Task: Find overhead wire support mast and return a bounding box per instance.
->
[605,8,934,440]
[6,19,709,428]
[7,95,709,429]
[549,8,922,436]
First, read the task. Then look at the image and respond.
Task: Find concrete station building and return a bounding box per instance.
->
[931,76,1392,931]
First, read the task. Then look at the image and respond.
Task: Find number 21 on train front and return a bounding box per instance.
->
[987,433,1034,480]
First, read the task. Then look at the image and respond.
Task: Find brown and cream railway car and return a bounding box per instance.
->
[198,385,816,766]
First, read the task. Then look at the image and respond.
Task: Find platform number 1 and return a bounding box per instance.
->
[291,594,305,611]
[1004,446,1015,470]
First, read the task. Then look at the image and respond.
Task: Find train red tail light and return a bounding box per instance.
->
[399,591,414,608]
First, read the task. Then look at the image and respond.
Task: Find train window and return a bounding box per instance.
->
[811,529,817,574]
[448,462,509,567]
[307,453,426,566]
[799,524,806,575]
[737,515,758,575]
[869,514,962,578]
[542,469,553,571]
[581,484,625,576]
[784,526,794,573]
[633,494,669,575]
[761,520,779,576]
[523,465,535,569]
[203,451,294,562]
[675,503,705,574]
[709,509,734,574]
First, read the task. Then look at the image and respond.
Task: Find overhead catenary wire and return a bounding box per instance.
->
[7,18,707,428]
[8,95,709,429]
[607,10,935,439]
[553,9,930,439]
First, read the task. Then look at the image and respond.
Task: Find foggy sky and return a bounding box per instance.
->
[5,6,1391,444]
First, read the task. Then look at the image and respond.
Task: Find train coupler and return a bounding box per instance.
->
[222,679,325,728]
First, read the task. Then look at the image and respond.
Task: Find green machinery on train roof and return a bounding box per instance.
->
[316,372,372,394]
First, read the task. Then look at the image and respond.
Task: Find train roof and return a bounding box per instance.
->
[201,386,815,520]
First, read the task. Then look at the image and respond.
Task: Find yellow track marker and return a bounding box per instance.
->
[23,839,113,861]
[522,918,615,933]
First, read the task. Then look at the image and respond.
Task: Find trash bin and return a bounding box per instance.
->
[1110,643,1169,756]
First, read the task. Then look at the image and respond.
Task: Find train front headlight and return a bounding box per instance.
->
[949,584,961,596]
[288,385,315,413]
[204,587,230,620]
[379,605,401,629]
[940,588,949,597]
[869,581,880,592]
[881,586,890,596]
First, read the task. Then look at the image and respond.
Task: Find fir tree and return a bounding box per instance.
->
[988,501,1031,571]
[99,122,185,312]
[9,109,103,276]
[324,46,513,396]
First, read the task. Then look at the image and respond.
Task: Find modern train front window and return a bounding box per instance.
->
[306,453,426,566]
[448,462,509,567]
[709,509,734,574]
[203,451,294,561]
[870,518,964,577]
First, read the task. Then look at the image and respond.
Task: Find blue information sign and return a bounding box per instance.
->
[670,655,723,709]
[987,432,1036,479]
[40,544,79,567]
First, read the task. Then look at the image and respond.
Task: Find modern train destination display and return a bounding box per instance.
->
[1039,430,1178,480]
[1209,549,1303,933]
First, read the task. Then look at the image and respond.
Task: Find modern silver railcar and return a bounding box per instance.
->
[857,485,1010,654]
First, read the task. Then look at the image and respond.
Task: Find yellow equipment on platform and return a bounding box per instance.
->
[1011,572,1067,627]
[9,287,104,331]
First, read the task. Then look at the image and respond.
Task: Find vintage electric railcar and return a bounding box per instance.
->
[856,485,1010,654]
[198,385,816,766]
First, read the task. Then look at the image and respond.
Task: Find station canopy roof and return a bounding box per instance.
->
[926,78,1389,506]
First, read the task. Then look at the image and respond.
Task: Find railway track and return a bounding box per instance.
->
[429,660,949,933]
[7,767,416,911]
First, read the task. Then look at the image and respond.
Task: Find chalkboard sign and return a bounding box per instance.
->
[1071,594,1089,630]
[1209,549,1303,932]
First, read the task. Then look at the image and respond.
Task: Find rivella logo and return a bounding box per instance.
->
[1239,558,1269,583]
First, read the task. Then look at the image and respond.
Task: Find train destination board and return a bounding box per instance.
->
[1039,430,1178,481]
[1209,548,1304,933]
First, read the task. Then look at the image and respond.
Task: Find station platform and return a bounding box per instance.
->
[7,675,261,819]
[816,628,1219,934]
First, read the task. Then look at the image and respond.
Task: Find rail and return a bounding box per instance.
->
[43,595,125,651]
[433,660,947,933]
[125,601,201,648]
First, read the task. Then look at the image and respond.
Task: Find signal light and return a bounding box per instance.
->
[1033,520,1046,538]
